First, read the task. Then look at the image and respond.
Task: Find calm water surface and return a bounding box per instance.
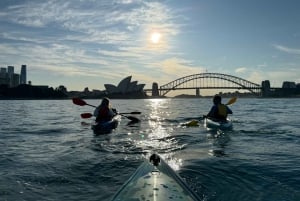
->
[0,98,299,201]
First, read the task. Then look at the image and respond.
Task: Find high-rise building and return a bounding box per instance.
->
[13,74,20,87]
[7,66,14,87]
[0,67,6,78]
[20,65,27,84]
[0,67,6,74]
[0,67,7,85]
[7,66,14,74]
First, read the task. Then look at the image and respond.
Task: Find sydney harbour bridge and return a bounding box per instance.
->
[144,73,263,96]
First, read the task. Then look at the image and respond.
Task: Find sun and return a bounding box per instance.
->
[151,32,161,43]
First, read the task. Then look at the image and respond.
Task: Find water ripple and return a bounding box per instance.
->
[1,99,300,201]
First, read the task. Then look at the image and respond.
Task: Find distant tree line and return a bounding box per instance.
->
[0,84,148,99]
[0,84,67,99]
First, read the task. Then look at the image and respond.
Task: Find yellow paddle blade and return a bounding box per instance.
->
[185,120,199,127]
[226,97,237,105]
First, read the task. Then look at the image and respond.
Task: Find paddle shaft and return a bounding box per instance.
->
[86,103,96,108]
[81,112,139,122]
[72,98,139,122]
[73,98,140,114]
[81,112,140,118]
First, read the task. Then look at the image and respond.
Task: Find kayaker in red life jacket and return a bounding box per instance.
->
[93,97,117,123]
[206,95,232,121]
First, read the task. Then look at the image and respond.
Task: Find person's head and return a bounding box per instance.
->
[100,97,110,107]
[213,95,222,105]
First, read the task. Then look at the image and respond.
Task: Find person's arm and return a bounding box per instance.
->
[93,107,100,116]
[226,106,233,114]
[112,108,118,114]
[108,107,117,117]
[207,105,217,117]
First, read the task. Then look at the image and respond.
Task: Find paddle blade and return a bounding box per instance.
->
[72,98,87,106]
[130,111,141,114]
[119,111,141,115]
[81,113,93,118]
[226,97,237,105]
[124,115,140,123]
[183,120,199,127]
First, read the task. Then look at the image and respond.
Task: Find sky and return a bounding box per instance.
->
[1,0,300,96]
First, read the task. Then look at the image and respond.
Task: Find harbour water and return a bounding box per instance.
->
[0,98,299,201]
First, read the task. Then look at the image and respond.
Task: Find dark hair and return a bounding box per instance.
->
[213,95,221,104]
[101,97,110,106]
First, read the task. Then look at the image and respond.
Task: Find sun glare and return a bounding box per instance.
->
[151,32,161,43]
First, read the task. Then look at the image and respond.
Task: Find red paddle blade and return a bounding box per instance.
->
[72,98,87,106]
[81,113,93,118]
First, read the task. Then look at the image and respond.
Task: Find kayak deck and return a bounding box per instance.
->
[111,154,200,201]
[91,115,121,134]
[204,117,232,130]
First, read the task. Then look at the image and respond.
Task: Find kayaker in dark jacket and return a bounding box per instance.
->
[93,97,117,123]
[206,95,232,121]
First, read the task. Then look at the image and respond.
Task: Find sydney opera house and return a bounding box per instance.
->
[104,76,147,98]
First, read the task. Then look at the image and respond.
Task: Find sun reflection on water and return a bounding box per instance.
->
[148,99,172,142]
[140,99,183,171]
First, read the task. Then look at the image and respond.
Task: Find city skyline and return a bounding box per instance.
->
[0,64,298,96]
[0,64,26,88]
[1,1,300,96]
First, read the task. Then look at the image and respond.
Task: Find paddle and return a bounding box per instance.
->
[226,97,237,105]
[80,112,141,122]
[72,97,97,108]
[81,112,140,123]
[72,98,141,122]
[81,113,93,118]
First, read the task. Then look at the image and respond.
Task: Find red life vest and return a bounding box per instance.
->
[96,107,111,122]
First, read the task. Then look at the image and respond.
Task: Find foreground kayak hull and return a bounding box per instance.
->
[204,117,232,130]
[91,115,121,134]
[111,154,201,201]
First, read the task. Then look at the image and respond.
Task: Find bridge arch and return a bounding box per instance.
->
[159,73,261,96]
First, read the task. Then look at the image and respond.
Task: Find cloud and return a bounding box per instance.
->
[257,63,267,68]
[273,44,300,55]
[0,1,181,76]
[241,69,300,87]
[160,57,205,77]
[235,67,247,73]
[246,71,265,85]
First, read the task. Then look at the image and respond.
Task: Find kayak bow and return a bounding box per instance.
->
[111,154,201,201]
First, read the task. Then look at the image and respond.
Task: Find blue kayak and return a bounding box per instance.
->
[111,154,201,201]
[91,115,121,134]
[204,117,232,130]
